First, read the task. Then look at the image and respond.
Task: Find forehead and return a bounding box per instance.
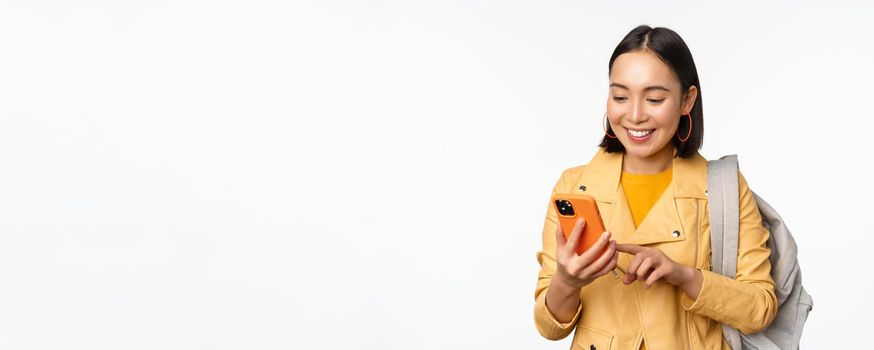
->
[610,51,679,90]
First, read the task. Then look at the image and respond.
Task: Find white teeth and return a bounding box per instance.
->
[628,129,653,137]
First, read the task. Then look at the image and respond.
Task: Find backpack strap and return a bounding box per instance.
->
[707,155,743,349]
[707,155,740,278]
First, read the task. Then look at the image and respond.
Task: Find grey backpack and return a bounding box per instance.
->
[707,155,813,350]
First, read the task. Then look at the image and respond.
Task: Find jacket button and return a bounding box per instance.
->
[579,185,587,191]
[672,230,681,237]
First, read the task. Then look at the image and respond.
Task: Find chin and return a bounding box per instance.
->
[621,140,671,159]
[625,147,655,159]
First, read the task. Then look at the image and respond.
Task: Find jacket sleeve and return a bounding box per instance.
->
[680,170,779,334]
[533,169,583,340]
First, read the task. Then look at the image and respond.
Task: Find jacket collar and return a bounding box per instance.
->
[572,147,708,247]
[575,147,708,202]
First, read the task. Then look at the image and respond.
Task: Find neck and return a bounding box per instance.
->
[622,145,675,174]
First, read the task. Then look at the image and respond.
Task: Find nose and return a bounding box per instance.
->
[627,101,647,124]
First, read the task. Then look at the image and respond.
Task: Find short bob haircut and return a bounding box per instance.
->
[599,25,704,159]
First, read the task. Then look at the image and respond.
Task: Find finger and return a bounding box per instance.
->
[575,230,611,264]
[582,239,616,276]
[614,253,626,275]
[623,254,644,284]
[594,251,619,277]
[554,220,567,251]
[615,243,645,255]
[636,257,655,281]
[565,218,586,255]
[644,266,670,289]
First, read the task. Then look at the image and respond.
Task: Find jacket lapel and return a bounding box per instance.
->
[573,148,708,246]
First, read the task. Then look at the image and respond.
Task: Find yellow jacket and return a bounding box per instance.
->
[534,148,778,350]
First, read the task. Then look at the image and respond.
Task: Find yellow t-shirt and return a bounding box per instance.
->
[621,167,673,228]
[620,166,673,350]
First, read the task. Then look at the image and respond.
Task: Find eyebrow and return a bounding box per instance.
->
[609,82,671,92]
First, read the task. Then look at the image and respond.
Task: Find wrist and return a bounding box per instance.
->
[551,274,583,296]
[680,266,703,298]
[680,265,697,289]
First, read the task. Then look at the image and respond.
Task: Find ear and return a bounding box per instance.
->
[683,85,698,114]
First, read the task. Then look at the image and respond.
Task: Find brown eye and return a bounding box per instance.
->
[613,97,627,102]
[647,99,665,104]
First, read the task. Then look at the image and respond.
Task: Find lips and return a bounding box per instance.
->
[624,127,655,144]
[627,129,654,137]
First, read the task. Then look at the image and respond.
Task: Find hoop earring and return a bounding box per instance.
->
[603,112,617,139]
[677,114,692,142]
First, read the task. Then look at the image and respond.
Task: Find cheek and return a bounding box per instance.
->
[605,103,624,124]
[652,110,681,130]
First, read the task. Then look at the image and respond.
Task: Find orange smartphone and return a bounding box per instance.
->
[551,193,608,257]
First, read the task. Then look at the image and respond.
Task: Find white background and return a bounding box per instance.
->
[0,1,871,349]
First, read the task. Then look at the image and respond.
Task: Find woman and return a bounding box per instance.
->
[533,25,777,350]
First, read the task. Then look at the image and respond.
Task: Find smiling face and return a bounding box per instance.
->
[606,50,697,172]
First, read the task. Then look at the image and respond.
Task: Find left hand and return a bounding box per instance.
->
[615,244,694,289]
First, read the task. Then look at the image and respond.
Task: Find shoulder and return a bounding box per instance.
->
[552,164,587,193]
[557,147,617,180]
[704,154,754,192]
[560,164,588,180]
[550,149,604,193]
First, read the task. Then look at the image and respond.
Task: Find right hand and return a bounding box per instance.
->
[553,217,619,289]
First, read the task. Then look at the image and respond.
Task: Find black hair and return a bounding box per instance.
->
[599,25,703,159]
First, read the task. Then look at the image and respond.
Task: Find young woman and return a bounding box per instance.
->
[533,25,777,350]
